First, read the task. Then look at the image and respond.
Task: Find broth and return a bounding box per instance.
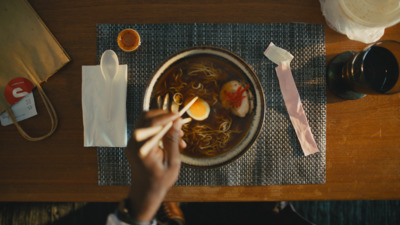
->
[151,54,255,158]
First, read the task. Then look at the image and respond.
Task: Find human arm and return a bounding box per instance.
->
[108,110,185,224]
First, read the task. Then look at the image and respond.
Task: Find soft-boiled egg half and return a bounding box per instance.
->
[186,97,210,121]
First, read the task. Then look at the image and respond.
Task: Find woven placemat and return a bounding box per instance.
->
[96,23,326,186]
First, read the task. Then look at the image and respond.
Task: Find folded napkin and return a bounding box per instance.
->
[82,64,128,147]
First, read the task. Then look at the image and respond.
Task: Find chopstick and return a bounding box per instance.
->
[134,117,192,142]
[135,97,198,142]
[134,126,163,142]
[138,96,198,158]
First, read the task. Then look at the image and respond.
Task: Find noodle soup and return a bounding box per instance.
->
[151,54,255,159]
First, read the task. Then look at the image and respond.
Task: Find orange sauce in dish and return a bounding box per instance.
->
[117,29,141,52]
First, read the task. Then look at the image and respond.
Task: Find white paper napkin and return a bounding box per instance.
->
[82,64,128,147]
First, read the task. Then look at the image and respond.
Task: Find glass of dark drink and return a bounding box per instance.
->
[327,40,400,100]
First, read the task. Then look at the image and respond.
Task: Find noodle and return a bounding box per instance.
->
[182,116,239,157]
[189,63,219,77]
[188,63,219,87]
[169,69,187,93]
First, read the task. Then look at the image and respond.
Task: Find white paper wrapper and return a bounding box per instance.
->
[264,43,319,156]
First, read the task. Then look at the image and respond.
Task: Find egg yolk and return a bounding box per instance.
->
[191,101,207,117]
[187,98,210,121]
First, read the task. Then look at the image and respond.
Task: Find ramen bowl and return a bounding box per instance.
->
[143,46,265,167]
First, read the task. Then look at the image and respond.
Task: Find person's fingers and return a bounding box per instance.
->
[162,118,183,170]
[146,146,164,166]
[135,110,178,128]
[179,126,186,149]
[135,110,165,128]
[179,139,187,149]
[143,109,170,118]
[146,112,179,128]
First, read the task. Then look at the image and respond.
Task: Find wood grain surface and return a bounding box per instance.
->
[0,0,399,202]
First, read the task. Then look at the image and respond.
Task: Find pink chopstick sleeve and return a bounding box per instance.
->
[275,63,319,156]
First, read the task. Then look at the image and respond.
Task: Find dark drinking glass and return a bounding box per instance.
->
[327,40,400,100]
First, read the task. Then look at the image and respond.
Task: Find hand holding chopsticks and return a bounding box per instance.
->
[136,96,198,158]
[125,107,191,223]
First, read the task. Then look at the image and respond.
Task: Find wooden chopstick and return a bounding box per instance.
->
[135,97,198,142]
[178,96,199,117]
[138,97,198,158]
[134,117,191,142]
[134,126,163,142]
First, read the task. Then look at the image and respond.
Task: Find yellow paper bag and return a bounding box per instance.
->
[0,0,71,140]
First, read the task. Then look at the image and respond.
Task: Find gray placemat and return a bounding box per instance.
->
[96,23,326,186]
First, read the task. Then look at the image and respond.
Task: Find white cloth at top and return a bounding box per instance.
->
[82,64,128,147]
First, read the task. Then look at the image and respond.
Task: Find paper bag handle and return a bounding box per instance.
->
[5,82,58,141]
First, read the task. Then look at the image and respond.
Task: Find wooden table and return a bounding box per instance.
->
[0,0,399,202]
